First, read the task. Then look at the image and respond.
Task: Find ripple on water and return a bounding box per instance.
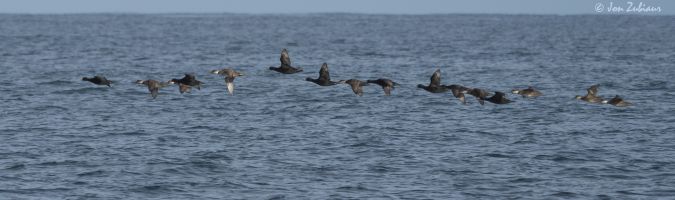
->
[1,14,674,199]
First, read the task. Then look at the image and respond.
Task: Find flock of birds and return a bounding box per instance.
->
[81,48,633,107]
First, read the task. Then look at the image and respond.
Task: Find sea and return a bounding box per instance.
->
[0,13,674,199]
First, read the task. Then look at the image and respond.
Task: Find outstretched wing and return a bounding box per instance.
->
[457,93,466,104]
[179,84,191,94]
[351,84,363,96]
[149,86,159,99]
[383,86,392,96]
[225,77,235,95]
[280,49,291,67]
[451,87,462,98]
[146,80,160,99]
[430,69,441,86]
[319,63,330,81]
[587,85,599,96]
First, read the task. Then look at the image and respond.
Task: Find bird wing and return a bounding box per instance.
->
[430,69,441,86]
[351,84,363,96]
[451,88,462,98]
[383,86,392,96]
[225,77,235,95]
[179,84,191,94]
[587,85,599,96]
[319,63,330,80]
[280,49,291,67]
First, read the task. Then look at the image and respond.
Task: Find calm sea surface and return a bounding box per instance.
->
[1,14,674,199]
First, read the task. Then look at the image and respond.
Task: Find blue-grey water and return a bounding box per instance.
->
[1,14,674,199]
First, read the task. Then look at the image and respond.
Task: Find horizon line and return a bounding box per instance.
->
[0,11,672,16]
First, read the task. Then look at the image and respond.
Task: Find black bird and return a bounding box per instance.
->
[466,88,490,105]
[512,86,542,98]
[136,79,169,99]
[211,68,244,95]
[485,92,512,104]
[603,95,632,107]
[167,82,192,94]
[82,75,112,87]
[417,69,449,93]
[269,48,303,74]
[339,79,369,96]
[306,63,338,86]
[170,74,202,90]
[575,85,603,103]
[367,78,399,96]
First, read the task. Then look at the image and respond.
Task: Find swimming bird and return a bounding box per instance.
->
[339,79,369,96]
[603,95,632,107]
[366,78,399,96]
[210,68,244,95]
[82,75,112,87]
[575,85,603,103]
[135,79,169,99]
[417,69,450,93]
[466,88,490,105]
[269,48,303,74]
[170,74,202,90]
[511,86,542,98]
[485,91,512,104]
[306,63,338,86]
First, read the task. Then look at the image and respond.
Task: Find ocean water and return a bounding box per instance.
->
[1,13,674,199]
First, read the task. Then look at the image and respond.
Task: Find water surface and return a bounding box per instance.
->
[1,14,674,199]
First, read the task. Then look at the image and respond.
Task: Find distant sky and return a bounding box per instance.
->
[0,0,672,15]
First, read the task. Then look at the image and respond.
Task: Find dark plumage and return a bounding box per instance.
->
[417,69,450,93]
[511,86,542,98]
[340,79,369,96]
[269,48,303,74]
[136,79,169,99]
[172,83,191,94]
[366,78,398,96]
[211,68,244,95]
[170,74,202,90]
[82,75,112,87]
[306,63,338,86]
[575,85,603,103]
[466,88,490,105]
[485,92,512,104]
[603,95,632,107]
